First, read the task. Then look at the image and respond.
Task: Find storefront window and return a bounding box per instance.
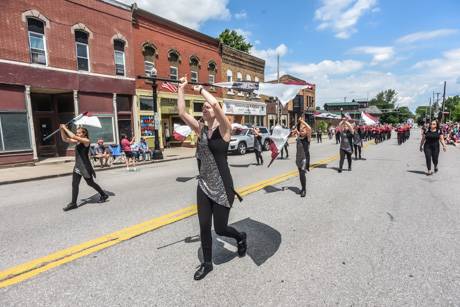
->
[140,115,154,137]
[139,97,153,111]
[116,95,131,112]
[85,116,114,143]
[193,101,204,113]
[0,113,31,151]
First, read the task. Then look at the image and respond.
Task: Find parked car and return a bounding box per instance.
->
[228,126,271,155]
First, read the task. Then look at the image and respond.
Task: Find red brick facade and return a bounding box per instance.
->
[0,0,134,77]
[133,10,222,96]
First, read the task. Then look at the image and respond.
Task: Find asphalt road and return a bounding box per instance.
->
[1,131,459,306]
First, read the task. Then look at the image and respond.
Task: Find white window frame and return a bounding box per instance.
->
[246,74,251,81]
[114,50,126,76]
[237,72,244,96]
[191,70,198,83]
[170,66,178,80]
[208,74,216,91]
[226,69,234,95]
[28,30,47,66]
[144,61,155,77]
[76,41,90,72]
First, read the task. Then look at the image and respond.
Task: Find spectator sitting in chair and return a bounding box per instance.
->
[138,138,151,161]
[95,138,111,167]
[131,141,141,162]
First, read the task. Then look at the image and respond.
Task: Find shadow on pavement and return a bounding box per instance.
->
[78,191,116,207]
[407,170,426,175]
[263,185,283,193]
[195,218,282,266]
[313,163,328,168]
[229,163,253,168]
[176,176,197,183]
[286,186,301,194]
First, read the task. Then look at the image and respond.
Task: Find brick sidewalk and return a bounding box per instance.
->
[0,147,196,185]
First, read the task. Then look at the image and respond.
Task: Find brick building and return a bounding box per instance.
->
[132,8,222,148]
[0,0,135,165]
[221,45,265,126]
[265,74,316,129]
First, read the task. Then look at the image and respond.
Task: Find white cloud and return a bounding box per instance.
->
[314,0,377,39]
[413,47,460,78]
[119,0,230,30]
[251,44,288,60]
[235,28,251,40]
[396,29,459,44]
[254,40,261,45]
[288,59,364,77]
[351,46,394,65]
[234,10,247,20]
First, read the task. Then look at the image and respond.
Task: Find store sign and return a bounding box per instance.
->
[223,100,266,116]
[140,115,154,137]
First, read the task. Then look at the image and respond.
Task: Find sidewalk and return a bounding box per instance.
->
[0,147,196,185]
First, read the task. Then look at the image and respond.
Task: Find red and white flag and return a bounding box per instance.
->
[173,124,192,141]
[161,82,178,93]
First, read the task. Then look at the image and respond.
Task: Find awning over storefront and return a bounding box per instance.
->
[223,99,266,116]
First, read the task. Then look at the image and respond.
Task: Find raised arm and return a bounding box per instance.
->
[60,124,90,146]
[177,77,200,135]
[60,126,71,143]
[195,85,232,142]
[343,120,354,133]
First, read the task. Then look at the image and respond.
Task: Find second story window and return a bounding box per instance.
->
[75,30,89,71]
[27,18,46,65]
[114,40,126,76]
[190,56,199,83]
[168,50,180,80]
[143,45,156,77]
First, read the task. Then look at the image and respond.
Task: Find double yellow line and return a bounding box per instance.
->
[0,148,356,288]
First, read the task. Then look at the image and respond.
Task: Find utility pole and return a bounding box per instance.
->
[441,81,447,123]
[276,53,281,126]
[428,97,432,122]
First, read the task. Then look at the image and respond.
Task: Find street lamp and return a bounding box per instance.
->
[149,67,163,160]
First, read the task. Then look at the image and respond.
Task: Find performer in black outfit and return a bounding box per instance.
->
[294,119,312,197]
[253,127,264,165]
[353,125,363,160]
[338,120,354,173]
[177,77,246,281]
[60,125,108,211]
[420,120,447,175]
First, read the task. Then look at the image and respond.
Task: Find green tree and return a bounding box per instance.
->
[218,29,253,52]
[443,95,460,121]
[415,106,429,125]
[369,89,399,124]
[453,103,460,122]
[396,106,414,123]
[316,120,328,132]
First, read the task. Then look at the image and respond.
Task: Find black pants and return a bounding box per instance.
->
[255,150,263,165]
[298,168,306,192]
[71,172,105,204]
[354,145,362,159]
[339,149,352,170]
[317,134,322,143]
[424,144,440,171]
[197,187,243,263]
[336,134,340,144]
[281,144,288,158]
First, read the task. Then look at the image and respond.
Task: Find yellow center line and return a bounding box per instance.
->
[0,143,372,288]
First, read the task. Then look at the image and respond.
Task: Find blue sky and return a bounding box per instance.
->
[125,0,460,111]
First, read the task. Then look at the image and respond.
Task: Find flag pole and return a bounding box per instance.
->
[42,111,88,142]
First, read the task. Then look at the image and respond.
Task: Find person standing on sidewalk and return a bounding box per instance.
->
[177,76,246,281]
[121,134,136,171]
[338,120,354,173]
[294,118,312,198]
[253,127,264,165]
[420,120,447,175]
[59,125,108,212]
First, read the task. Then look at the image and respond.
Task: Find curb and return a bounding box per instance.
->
[0,155,196,186]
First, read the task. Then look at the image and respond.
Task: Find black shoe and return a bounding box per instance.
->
[237,232,247,257]
[348,167,352,171]
[63,203,78,212]
[338,169,342,173]
[434,167,438,173]
[98,194,109,203]
[193,263,213,281]
[300,189,306,197]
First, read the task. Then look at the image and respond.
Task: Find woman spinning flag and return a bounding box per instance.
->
[176,76,246,281]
